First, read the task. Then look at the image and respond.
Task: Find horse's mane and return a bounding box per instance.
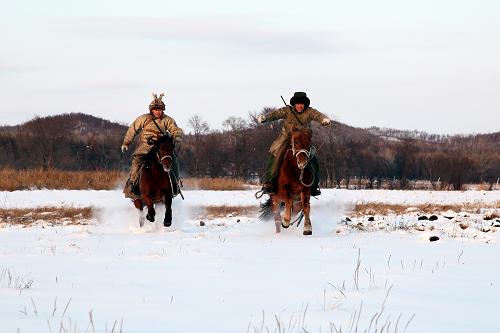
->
[145,135,174,162]
[292,127,313,140]
[157,134,174,144]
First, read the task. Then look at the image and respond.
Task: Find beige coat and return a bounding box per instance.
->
[122,113,183,156]
[265,106,328,156]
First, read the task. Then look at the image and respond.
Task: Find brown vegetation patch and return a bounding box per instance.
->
[199,205,257,218]
[0,207,93,226]
[0,170,252,191]
[182,178,249,191]
[0,169,126,191]
[352,202,500,216]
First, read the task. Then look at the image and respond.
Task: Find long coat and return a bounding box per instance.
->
[265,106,328,157]
[122,113,183,156]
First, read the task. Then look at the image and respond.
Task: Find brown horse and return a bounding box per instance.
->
[260,126,316,235]
[133,134,179,227]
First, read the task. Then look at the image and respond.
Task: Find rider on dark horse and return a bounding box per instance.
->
[121,93,183,196]
[258,92,331,196]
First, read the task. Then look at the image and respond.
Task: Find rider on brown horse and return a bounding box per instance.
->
[258,92,331,196]
[121,93,183,196]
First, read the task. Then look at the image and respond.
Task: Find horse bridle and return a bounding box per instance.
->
[290,135,316,187]
[291,136,312,168]
[157,150,173,172]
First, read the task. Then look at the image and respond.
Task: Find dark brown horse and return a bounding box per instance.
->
[133,134,179,227]
[261,126,316,235]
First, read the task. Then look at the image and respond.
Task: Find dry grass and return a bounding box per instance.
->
[182,177,249,191]
[189,205,258,219]
[202,205,258,218]
[352,202,500,216]
[0,207,93,226]
[0,169,126,191]
[0,169,251,191]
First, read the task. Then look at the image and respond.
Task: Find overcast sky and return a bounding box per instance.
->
[1,0,499,134]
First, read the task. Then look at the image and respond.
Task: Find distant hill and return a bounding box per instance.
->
[0,113,128,141]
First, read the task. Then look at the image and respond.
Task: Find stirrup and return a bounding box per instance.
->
[172,176,185,200]
[255,189,266,199]
[255,184,273,199]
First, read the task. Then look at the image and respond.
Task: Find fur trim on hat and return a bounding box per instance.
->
[149,93,166,111]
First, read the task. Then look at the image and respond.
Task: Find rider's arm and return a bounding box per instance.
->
[263,107,287,122]
[122,114,149,146]
[309,108,330,123]
[165,117,184,141]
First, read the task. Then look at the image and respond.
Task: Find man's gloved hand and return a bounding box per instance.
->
[121,144,128,153]
[258,115,266,123]
[321,118,331,126]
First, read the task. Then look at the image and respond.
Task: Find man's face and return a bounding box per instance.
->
[295,103,305,113]
[152,108,164,118]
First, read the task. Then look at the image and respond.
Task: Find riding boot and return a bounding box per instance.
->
[261,182,273,194]
[129,181,141,196]
[261,155,276,193]
[171,155,182,195]
[129,154,145,195]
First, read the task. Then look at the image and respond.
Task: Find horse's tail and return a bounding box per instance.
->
[259,197,274,220]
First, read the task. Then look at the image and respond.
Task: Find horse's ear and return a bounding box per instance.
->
[305,128,313,138]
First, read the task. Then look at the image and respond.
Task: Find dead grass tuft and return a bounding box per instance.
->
[352,202,500,216]
[0,169,126,191]
[182,177,249,191]
[0,207,93,226]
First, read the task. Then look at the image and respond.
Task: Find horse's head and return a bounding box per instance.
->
[291,126,313,170]
[148,135,175,172]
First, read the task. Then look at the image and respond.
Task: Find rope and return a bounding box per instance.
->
[290,210,305,227]
[255,189,266,199]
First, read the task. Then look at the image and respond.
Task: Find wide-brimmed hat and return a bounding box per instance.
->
[290,92,310,109]
[149,93,166,111]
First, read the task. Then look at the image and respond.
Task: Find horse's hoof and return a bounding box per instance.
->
[163,220,172,227]
[146,214,155,222]
[281,222,290,229]
[303,230,312,236]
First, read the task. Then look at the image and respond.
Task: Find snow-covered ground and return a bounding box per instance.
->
[1,189,499,332]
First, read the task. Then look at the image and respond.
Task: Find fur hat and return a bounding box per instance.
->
[149,93,165,111]
[290,92,310,109]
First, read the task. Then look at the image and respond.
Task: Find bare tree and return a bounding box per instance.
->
[187,115,210,176]
[23,115,77,170]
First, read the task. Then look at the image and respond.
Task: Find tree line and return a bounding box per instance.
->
[0,112,498,190]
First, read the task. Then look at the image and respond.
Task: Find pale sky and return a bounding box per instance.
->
[1,0,499,134]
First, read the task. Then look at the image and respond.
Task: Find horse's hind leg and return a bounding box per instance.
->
[301,191,312,236]
[144,197,156,222]
[272,197,281,233]
[163,195,172,227]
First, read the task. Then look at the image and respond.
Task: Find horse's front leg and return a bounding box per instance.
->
[301,190,312,235]
[163,194,172,227]
[271,196,282,233]
[281,196,293,229]
[133,199,145,227]
[144,196,156,222]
